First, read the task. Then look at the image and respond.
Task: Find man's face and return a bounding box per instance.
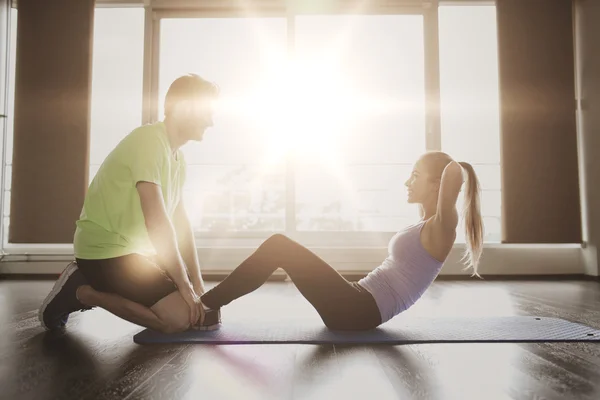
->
[174,98,214,142]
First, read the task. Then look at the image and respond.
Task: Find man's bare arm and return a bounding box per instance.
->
[136,181,200,324]
[173,199,205,294]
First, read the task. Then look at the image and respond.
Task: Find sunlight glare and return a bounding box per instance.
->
[247,59,384,167]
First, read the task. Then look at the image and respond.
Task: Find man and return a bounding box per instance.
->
[39,74,220,333]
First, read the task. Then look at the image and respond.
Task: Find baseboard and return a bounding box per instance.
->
[0,273,59,280]
[0,244,587,280]
[2,272,597,283]
[582,274,600,282]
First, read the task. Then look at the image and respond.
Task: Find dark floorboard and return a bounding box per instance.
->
[1,279,600,399]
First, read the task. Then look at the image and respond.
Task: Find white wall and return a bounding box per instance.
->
[575,0,600,276]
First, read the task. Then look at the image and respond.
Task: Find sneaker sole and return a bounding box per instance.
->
[192,323,222,331]
[192,310,221,331]
[38,262,78,330]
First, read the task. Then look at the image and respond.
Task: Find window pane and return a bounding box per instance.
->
[182,165,285,232]
[4,165,10,191]
[3,8,16,244]
[3,190,8,217]
[296,163,420,231]
[159,17,288,232]
[0,5,9,119]
[89,8,145,178]
[5,8,16,166]
[88,165,100,185]
[439,5,502,242]
[2,216,8,245]
[294,15,425,232]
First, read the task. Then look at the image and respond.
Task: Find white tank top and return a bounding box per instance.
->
[358,221,445,323]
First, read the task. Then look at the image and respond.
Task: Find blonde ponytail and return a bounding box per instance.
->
[458,162,484,277]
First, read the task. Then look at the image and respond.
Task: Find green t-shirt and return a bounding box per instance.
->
[74,121,186,260]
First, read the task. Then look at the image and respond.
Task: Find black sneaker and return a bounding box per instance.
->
[38,262,92,330]
[194,308,221,331]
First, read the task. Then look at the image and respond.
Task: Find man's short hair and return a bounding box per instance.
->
[164,74,219,118]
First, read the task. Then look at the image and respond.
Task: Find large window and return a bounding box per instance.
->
[159,8,502,241]
[439,5,502,242]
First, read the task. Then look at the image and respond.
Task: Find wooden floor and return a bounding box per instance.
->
[1,278,600,400]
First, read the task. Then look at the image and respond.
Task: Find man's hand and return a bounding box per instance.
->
[174,200,206,296]
[192,279,205,297]
[179,283,203,326]
[137,181,200,325]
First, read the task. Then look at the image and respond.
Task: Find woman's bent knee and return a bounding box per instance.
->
[266,233,293,245]
[264,234,299,253]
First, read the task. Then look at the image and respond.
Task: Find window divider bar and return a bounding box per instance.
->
[143,7,161,124]
[423,1,442,151]
[141,6,155,124]
[285,12,296,233]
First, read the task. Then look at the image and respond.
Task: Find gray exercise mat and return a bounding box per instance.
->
[133,316,600,345]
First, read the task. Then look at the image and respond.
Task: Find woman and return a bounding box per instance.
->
[198,151,484,331]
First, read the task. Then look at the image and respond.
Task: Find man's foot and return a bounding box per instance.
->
[38,262,93,330]
[193,308,221,331]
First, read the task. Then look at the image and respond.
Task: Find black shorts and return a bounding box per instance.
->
[76,254,178,308]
